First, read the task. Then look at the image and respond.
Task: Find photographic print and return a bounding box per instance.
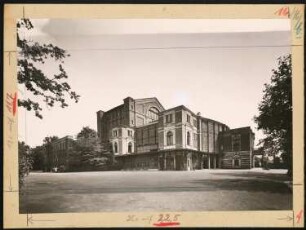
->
[3,4,304,228]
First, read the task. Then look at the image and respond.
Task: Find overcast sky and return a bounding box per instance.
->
[18,19,291,147]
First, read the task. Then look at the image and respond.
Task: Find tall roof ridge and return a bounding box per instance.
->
[134,97,165,111]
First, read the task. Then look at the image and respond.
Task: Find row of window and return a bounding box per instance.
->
[165,114,173,123]
[53,141,72,151]
[136,126,158,146]
[113,142,133,153]
[109,110,124,120]
[219,134,243,152]
[148,107,159,121]
[166,131,197,146]
[165,113,197,126]
[113,129,133,137]
[108,106,159,122]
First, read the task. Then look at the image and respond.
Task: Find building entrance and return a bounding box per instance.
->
[175,155,184,170]
[159,157,164,170]
[203,155,209,169]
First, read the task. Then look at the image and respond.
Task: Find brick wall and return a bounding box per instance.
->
[222,151,252,169]
[219,127,254,169]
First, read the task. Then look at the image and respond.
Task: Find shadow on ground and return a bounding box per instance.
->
[189,179,291,193]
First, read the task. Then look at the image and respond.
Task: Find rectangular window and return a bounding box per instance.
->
[128,130,132,137]
[202,121,208,152]
[136,130,142,146]
[193,119,197,127]
[193,133,197,147]
[113,130,118,137]
[175,111,182,122]
[149,128,156,144]
[143,129,149,145]
[232,134,241,152]
[166,114,173,123]
[187,114,190,123]
[208,122,214,152]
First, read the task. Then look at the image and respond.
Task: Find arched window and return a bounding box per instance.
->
[187,132,191,146]
[167,131,173,146]
[114,142,118,153]
[148,107,159,122]
[128,142,132,153]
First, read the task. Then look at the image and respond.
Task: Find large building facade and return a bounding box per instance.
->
[97,97,255,170]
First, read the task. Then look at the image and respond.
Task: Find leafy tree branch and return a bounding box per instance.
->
[17,19,80,119]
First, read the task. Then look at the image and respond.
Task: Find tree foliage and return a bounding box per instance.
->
[65,128,109,171]
[19,141,33,187]
[77,126,96,139]
[42,136,59,171]
[67,143,109,171]
[30,145,45,170]
[17,19,80,119]
[43,136,59,145]
[254,54,292,176]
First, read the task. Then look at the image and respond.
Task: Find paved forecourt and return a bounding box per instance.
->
[20,169,292,213]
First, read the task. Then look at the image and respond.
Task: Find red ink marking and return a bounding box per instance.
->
[153,222,180,227]
[6,93,13,113]
[296,209,303,224]
[13,92,17,116]
[275,7,289,17]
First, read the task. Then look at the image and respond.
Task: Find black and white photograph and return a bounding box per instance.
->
[17,18,293,214]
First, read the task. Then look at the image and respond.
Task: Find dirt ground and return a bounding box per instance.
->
[19,168,292,213]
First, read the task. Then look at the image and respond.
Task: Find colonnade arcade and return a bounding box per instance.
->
[158,150,220,171]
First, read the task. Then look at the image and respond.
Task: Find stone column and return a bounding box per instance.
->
[213,156,217,169]
[208,154,211,169]
[186,153,190,171]
[173,154,176,170]
[253,155,256,168]
[164,153,167,170]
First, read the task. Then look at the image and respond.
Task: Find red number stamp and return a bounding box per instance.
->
[274,7,289,17]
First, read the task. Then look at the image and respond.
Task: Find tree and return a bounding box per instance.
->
[77,126,96,139]
[65,128,108,171]
[66,144,82,171]
[30,145,45,171]
[19,141,33,187]
[254,54,292,177]
[17,19,80,119]
[76,127,102,152]
[67,144,109,172]
[42,136,59,171]
[43,136,59,145]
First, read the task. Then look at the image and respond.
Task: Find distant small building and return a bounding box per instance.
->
[50,135,75,171]
[219,127,255,169]
[97,96,255,170]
